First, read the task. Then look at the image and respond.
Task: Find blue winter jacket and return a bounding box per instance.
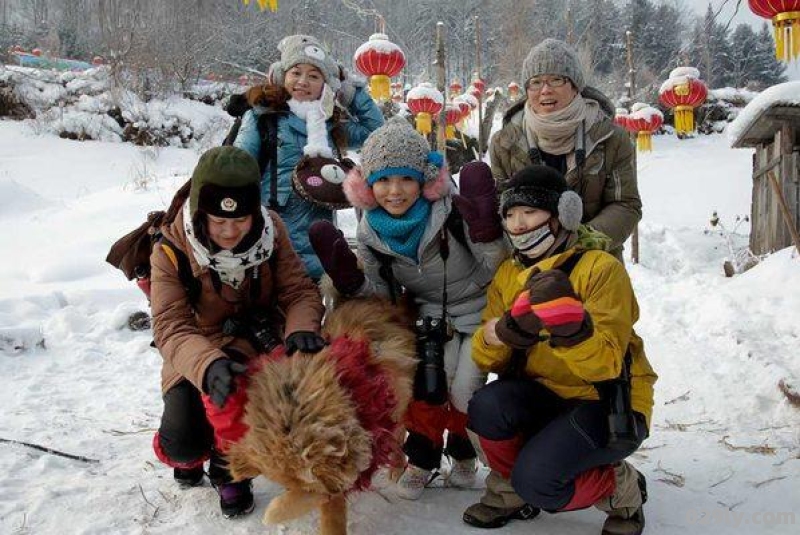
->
[234,86,384,279]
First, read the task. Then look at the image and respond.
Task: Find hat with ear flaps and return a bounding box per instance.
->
[343,117,450,210]
[499,165,583,231]
[268,34,342,93]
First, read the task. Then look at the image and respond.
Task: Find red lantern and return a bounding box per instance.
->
[507,81,520,100]
[471,75,486,94]
[91,56,104,66]
[445,104,462,139]
[659,67,707,135]
[613,108,629,129]
[32,48,42,57]
[354,33,405,102]
[453,95,471,118]
[463,93,479,111]
[468,85,481,100]
[391,93,403,103]
[12,45,24,54]
[748,0,800,61]
[625,104,663,152]
[406,83,444,136]
[449,79,463,96]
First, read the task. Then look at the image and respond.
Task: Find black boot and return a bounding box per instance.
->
[173,466,204,488]
[209,450,254,519]
[463,502,540,529]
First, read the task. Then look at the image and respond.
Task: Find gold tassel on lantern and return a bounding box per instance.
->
[773,12,800,61]
[369,74,391,102]
[243,0,278,12]
[415,112,432,135]
[636,131,652,152]
[446,125,455,139]
[674,105,694,134]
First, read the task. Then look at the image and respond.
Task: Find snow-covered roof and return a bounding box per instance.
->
[729,81,800,148]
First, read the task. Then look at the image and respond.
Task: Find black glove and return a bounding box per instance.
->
[285,331,327,355]
[203,358,248,408]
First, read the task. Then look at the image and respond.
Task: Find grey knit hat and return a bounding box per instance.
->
[361,117,444,186]
[499,165,583,231]
[270,34,341,93]
[521,38,585,92]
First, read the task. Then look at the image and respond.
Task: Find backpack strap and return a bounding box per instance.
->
[158,236,202,307]
[256,113,280,210]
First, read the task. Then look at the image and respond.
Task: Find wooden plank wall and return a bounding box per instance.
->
[750,126,800,255]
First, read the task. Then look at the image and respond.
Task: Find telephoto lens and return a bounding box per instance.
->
[413,317,450,405]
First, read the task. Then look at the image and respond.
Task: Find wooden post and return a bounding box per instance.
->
[626,30,639,265]
[566,2,574,45]
[475,15,484,159]
[435,22,447,153]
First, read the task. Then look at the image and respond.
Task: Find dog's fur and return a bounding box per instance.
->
[225,297,417,534]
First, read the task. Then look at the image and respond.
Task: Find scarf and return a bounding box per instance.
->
[288,91,335,159]
[183,203,275,289]
[366,198,431,262]
[523,94,604,155]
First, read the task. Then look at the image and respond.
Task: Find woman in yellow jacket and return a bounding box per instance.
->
[462,165,657,535]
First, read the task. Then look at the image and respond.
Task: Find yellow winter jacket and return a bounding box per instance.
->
[472,248,657,427]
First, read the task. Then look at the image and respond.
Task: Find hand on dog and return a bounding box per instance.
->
[203,358,248,408]
[285,331,327,355]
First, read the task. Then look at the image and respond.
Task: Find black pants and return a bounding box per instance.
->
[157,380,214,466]
[468,377,647,511]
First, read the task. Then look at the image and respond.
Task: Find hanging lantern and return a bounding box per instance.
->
[471,74,486,94]
[406,83,444,136]
[391,93,404,103]
[91,56,104,66]
[453,95,471,119]
[507,81,520,100]
[445,104,462,139]
[659,67,708,135]
[31,48,42,57]
[449,79,463,96]
[748,0,800,61]
[242,0,278,12]
[613,108,629,129]
[467,85,481,100]
[463,93,479,111]
[625,104,663,152]
[354,33,406,102]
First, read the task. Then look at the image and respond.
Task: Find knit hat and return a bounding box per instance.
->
[269,34,341,93]
[343,117,450,210]
[499,165,583,231]
[190,146,262,220]
[521,38,585,92]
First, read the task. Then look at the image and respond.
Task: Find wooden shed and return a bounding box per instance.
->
[730,83,800,256]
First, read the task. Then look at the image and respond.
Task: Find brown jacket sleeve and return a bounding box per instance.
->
[267,212,324,339]
[150,243,227,391]
[586,130,642,251]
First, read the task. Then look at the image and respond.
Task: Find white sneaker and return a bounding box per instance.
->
[396,465,432,500]
[447,458,477,488]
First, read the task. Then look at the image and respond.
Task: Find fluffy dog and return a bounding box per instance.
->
[225,296,417,535]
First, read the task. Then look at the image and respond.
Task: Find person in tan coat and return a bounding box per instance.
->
[149,146,325,519]
[489,39,641,261]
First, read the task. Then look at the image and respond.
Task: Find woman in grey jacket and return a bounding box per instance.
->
[309,118,509,500]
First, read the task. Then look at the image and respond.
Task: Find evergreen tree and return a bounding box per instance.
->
[750,22,788,88]
[728,24,759,88]
[688,4,733,88]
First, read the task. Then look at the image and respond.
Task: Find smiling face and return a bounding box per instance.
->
[526,75,579,115]
[372,175,422,217]
[284,63,325,101]
[206,214,253,250]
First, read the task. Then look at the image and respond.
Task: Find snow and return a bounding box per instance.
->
[353,33,405,58]
[727,81,800,146]
[406,82,444,105]
[1,95,800,534]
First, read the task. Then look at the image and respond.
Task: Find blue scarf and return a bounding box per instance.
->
[366,198,431,261]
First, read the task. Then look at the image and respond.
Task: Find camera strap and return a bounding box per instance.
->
[438,223,450,326]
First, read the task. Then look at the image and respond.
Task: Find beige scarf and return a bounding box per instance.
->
[523,94,603,155]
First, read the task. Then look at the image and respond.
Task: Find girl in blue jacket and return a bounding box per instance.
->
[234,34,384,280]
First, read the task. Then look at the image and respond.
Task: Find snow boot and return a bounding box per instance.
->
[209,449,254,518]
[396,464,435,500]
[447,457,478,488]
[173,466,204,488]
[462,502,541,529]
[597,461,647,535]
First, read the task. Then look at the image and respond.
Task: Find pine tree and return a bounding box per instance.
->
[750,22,788,88]
[688,4,734,88]
[728,24,759,88]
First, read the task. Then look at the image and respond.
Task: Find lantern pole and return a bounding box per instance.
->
[475,15,484,159]
[435,22,447,153]
[626,30,640,265]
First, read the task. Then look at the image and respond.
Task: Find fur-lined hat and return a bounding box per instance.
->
[343,117,449,210]
[269,34,341,93]
[499,165,583,231]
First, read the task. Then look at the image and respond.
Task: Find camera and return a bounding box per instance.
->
[413,316,453,405]
[222,309,280,354]
[594,356,640,451]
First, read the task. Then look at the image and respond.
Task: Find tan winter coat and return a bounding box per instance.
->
[150,208,324,394]
[489,102,642,259]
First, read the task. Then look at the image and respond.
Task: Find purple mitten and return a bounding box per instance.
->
[452,161,503,243]
[309,221,364,295]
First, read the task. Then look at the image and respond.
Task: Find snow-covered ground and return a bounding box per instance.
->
[1,114,799,534]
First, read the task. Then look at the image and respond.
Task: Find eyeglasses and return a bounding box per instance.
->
[526,76,569,91]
